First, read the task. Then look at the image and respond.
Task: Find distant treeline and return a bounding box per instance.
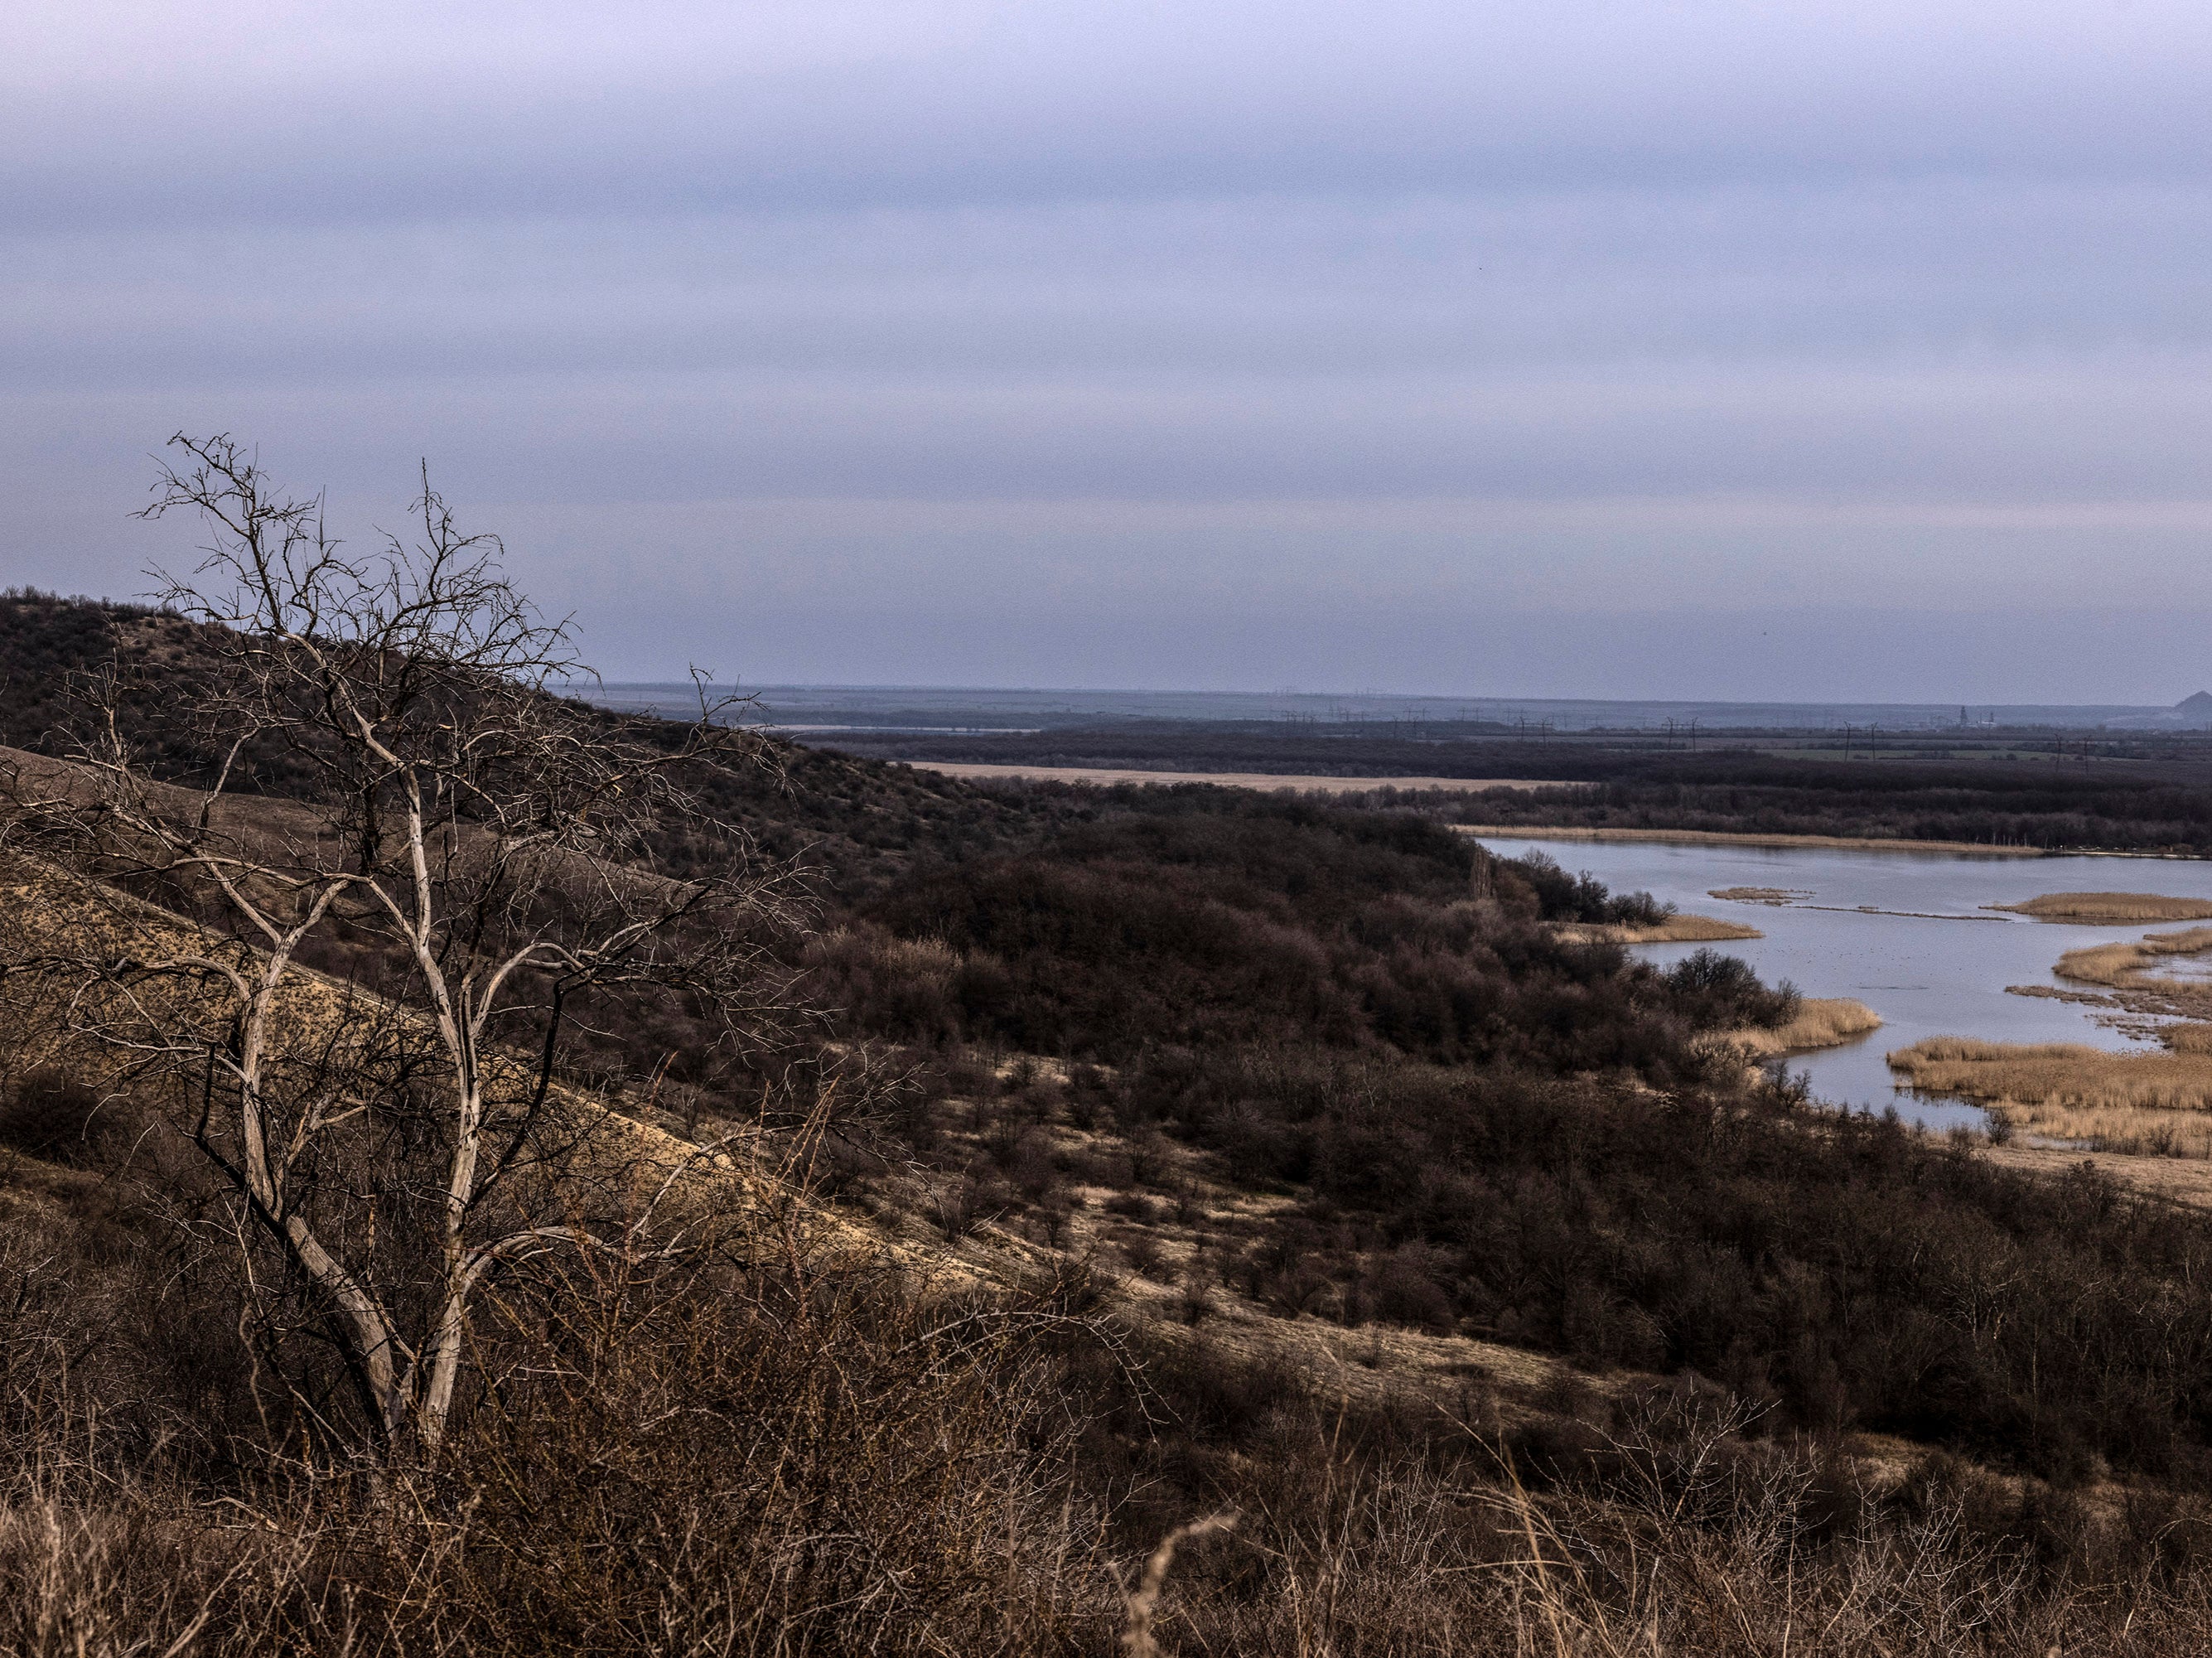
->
[1412,766,2212,853]
[831,718,2212,775]
[842,713,2212,853]
[830,721,1684,777]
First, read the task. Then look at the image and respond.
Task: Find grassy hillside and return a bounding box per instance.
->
[13,592,2212,1651]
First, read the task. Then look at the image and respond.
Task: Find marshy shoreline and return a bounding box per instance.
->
[1553,911,1764,945]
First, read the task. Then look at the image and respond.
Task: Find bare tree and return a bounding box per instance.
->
[4,433,808,1463]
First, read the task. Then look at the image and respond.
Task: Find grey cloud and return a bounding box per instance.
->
[5,1,2212,698]
[7,4,2212,230]
[12,181,2212,391]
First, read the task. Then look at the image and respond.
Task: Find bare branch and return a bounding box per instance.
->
[5,436,812,1464]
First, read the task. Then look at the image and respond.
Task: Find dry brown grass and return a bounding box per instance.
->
[0,853,643,1143]
[1137,1395,2212,1657]
[2054,926,2212,990]
[17,1275,2212,1658]
[1992,891,2212,923]
[1981,1141,2212,1212]
[1712,997,1881,1058]
[1552,912,1762,945]
[1888,1035,2212,1156]
[0,1239,1121,1656]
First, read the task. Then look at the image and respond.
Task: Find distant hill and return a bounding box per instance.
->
[0,591,1060,899]
[596,681,2182,735]
[2103,689,2212,730]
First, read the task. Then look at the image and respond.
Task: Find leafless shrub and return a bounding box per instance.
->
[0,1196,1123,1656]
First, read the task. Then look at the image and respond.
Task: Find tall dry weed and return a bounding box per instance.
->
[2055,926,2212,990]
[1713,997,1881,1059]
[1993,892,2212,924]
[1889,1035,2212,1153]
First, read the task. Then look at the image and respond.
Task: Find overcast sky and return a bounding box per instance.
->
[6,1,2211,699]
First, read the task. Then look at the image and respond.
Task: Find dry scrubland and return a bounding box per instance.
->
[14,793,2212,1654]
[27,533,2212,1656]
[5,841,2167,1656]
[12,896,2212,1653]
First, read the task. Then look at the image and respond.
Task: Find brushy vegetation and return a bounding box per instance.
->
[20,588,2212,1651]
[17,1095,2212,1656]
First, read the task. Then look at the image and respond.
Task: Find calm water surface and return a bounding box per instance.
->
[1476,837,2212,1129]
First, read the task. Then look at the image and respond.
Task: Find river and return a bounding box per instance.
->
[1474,835,2212,1129]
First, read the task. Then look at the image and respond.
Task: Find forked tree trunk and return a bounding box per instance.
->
[12,433,799,1468]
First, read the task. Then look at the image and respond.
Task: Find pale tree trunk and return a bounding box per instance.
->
[9,432,802,1468]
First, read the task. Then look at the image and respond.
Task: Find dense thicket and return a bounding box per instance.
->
[1152,1051,2212,1484]
[846,799,1678,1061]
[807,792,2212,1490]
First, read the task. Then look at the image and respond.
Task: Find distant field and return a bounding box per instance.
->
[907,762,1576,794]
[1456,824,2051,856]
[815,707,2212,858]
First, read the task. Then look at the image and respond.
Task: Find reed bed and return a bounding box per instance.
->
[2053,926,2212,989]
[1717,997,1881,1057]
[1708,886,1807,906]
[1555,911,1763,945]
[1888,1036,2212,1155]
[1992,891,2212,923]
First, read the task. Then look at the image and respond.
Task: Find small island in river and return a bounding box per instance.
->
[1989,891,2212,923]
